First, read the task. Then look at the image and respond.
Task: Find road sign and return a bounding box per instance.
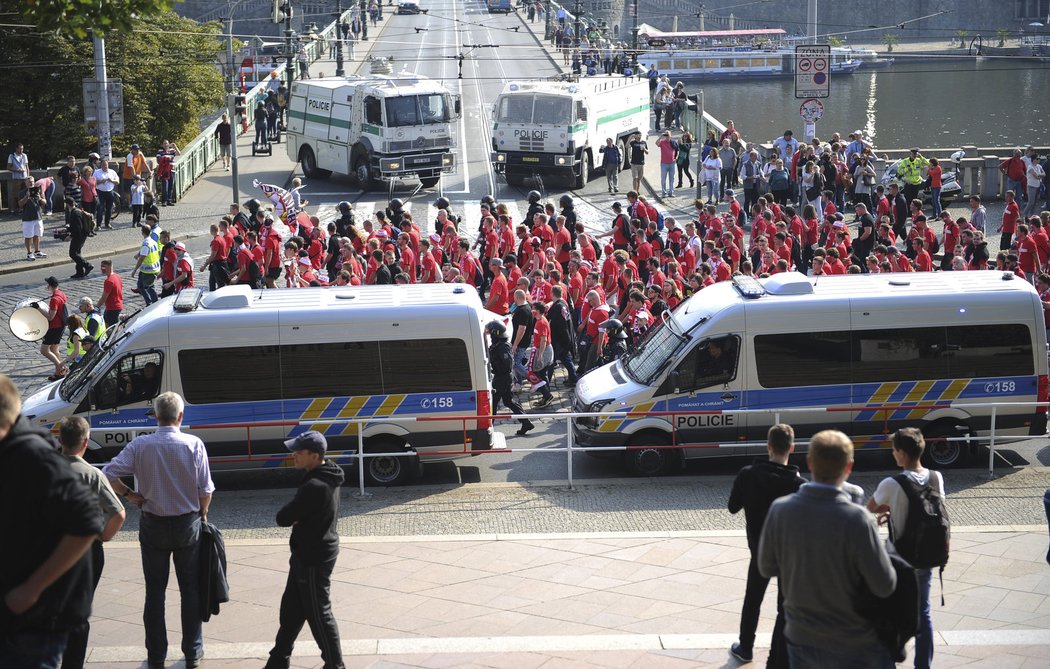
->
[82,78,125,135]
[795,44,830,99]
[799,98,824,123]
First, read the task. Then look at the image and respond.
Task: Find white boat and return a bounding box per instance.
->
[636,26,864,80]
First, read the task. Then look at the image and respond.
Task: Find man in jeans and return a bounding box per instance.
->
[727,424,804,667]
[598,137,621,194]
[867,428,945,669]
[103,392,214,669]
[655,131,677,198]
[130,224,161,305]
[759,430,896,668]
[92,159,119,230]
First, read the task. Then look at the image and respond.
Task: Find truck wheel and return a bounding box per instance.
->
[419,176,440,188]
[364,437,417,486]
[574,152,590,189]
[299,146,331,179]
[620,138,631,170]
[623,430,679,476]
[922,420,974,468]
[354,158,374,191]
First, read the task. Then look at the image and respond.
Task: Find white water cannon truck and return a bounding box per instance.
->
[490,77,650,188]
[287,74,460,189]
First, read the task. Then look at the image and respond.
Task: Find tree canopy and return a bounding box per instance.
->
[0,3,225,167]
[20,0,175,39]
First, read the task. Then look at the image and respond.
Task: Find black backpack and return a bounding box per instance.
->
[891,473,950,571]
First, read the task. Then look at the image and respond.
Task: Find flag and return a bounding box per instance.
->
[252,179,305,221]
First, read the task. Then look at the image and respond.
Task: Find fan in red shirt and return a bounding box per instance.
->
[911,238,933,271]
[397,233,417,283]
[532,214,554,247]
[1016,224,1040,277]
[553,216,572,266]
[719,233,742,271]
[486,258,510,314]
[645,258,666,289]
[709,249,732,282]
[825,248,847,274]
[457,239,481,287]
[999,190,1021,249]
[165,243,194,293]
[633,229,653,268]
[499,216,516,256]
[1032,219,1050,268]
[418,239,441,283]
[577,227,597,265]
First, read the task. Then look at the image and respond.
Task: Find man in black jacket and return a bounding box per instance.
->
[0,374,101,669]
[486,321,534,436]
[264,431,346,669]
[66,197,93,279]
[727,423,804,667]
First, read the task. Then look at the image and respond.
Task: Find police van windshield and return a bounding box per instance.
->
[622,320,689,385]
[58,308,142,402]
[384,94,450,127]
[496,94,572,124]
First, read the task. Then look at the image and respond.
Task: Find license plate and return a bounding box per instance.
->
[522,156,539,163]
[410,157,431,165]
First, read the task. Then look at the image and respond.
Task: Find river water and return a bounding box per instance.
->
[695,59,1050,150]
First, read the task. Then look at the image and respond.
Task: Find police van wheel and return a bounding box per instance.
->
[299,146,331,179]
[419,176,440,188]
[624,431,678,476]
[573,153,590,190]
[922,421,974,468]
[365,438,417,486]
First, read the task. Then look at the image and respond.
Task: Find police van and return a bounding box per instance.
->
[20,284,503,485]
[573,272,1049,474]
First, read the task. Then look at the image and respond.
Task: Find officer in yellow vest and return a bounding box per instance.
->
[897,147,930,206]
[130,224,161,306]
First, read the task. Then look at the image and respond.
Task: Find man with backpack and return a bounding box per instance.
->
[867,428,949,669]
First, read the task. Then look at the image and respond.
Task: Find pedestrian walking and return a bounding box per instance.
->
[758,429,897,667]
[263,431,346,669]
[0,374,102,669]
[486,321,534,436]
[103,392,214,669]
[58,416,126,669]
[97,259,124,328]
[656,130,677,197]
[38,276,67,380]
[599,137,621,193]
[867,428,948,669]
[214,112,232,170]
[727,424,804,667]
[628,133,647,194]
[92,159,119,230]
[131,224,161,305]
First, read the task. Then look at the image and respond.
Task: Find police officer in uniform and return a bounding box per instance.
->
[486,321,535,436]
[525,190,545,227]
[597,318,628,366]
[334,201,355,238]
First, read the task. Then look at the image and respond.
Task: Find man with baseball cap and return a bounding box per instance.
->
[264,431,346,669]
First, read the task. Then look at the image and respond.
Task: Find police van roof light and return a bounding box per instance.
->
[732,275,766,299]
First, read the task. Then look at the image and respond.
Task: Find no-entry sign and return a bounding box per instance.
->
[795,45,830,99]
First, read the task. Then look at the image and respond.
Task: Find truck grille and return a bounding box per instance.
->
[518,136,545,151]
[387,136,452,152]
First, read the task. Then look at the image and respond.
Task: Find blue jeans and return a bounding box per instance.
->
[138,271,159,305]
[513,347,530,384]
[139,513,203,665]
[96,189,113,229]
[255,119,268,146]
[930,187,942,217]
[1007,177,1023,201]
[916,568,933,669]
[787,638,894,669]
[706,178,718,202]
[160,177,175,204]
[0,631,67,669]
[660,162,675,194]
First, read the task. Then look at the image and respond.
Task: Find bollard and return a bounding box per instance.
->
[566,415,574,489]
[986,406,997,480]
[981,155,1001,201]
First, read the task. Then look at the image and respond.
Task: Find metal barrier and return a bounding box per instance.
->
[82,399,1048,495]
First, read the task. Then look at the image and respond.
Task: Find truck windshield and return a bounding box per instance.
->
[496,94,571,124]
[621,320,689,386]
[385,94,450,127]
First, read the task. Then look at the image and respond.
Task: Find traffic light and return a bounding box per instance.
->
[273,0,292,23]
[234,94,247,119]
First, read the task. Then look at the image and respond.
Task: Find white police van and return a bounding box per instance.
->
[574,272,1049,474]
[20,284,503,485]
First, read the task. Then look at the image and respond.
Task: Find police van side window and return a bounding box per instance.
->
[94,352,164,410]
[661,335,738,393]
[364,96,382,125]
[180,346,282,404]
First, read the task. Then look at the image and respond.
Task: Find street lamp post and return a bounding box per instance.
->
[335,0,345,76]
[544,0,552,41]
[360,0,368,40]
[573,0,582,49]
[284,2,294,96]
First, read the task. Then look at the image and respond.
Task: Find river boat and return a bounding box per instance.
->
[636,26,863,80]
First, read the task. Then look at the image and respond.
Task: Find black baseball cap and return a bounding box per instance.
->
[284,430,327,455]
[45,276,59,288]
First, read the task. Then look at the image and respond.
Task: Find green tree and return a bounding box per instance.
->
[20,0,174,39]
[828,36,844,48]
[996,28,1010,47]
[0,8,224,166]
[882,33,900,53]
[956,29,970,49]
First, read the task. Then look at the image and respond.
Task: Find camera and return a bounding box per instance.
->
[29,186,41,196]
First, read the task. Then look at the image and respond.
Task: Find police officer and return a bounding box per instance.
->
[78,297,106,344]
[334,201,355,238]
[525,190,545,227]
[898,147,930,206]
[385,198,404,229]
[597,318,628,365]
[486,321,535,436]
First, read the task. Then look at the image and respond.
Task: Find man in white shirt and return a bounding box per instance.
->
[7,142,28,213]
[867,428,946,669]
[1025,153,1045,219]
[92,159,119,230]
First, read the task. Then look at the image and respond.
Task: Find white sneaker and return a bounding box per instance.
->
[26,253,35,261]
[35,251,47,258]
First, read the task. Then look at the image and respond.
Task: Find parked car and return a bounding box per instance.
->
[397,0,423,14]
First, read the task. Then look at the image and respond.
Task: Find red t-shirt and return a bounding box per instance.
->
[1018,235,1040,273]
[175,257,194,290]
[420,251,439,283]
[568,271,584,306]
[103,273,123,311]
[487,273,509,314]
[210,235,228,265]
[237,246,255,281]
[1002,201,1020,234]
[928,164,942,188]
[585,304,610,338]
[913,249,933,272]
[399,246,416,282]
[264,231,283,268]
[554,227,572,264]
[48,289,66,329]
[161,246,177,282]
[532,314,551,349]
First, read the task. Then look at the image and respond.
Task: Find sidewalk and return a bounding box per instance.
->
[84,527,1050,668]
[0,19,393,277]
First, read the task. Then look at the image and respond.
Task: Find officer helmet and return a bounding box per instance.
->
[244,198,261,215]
[527,190,542,204]
[434,196,451,210]
[559,194,574,207]
[337,201,352,215]
[388,198,403,211]
[599,318,628,339]
[484,321,508,339]
[480,194,496,208]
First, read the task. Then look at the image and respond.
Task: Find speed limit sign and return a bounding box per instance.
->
[799,98,825,123]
